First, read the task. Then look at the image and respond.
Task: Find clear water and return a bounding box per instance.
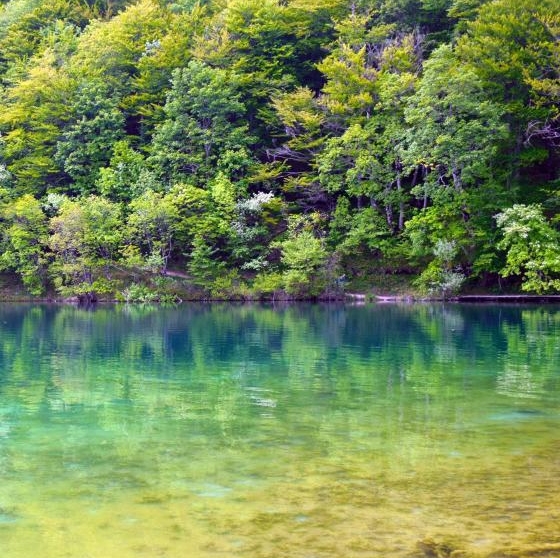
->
[0,303,559,557]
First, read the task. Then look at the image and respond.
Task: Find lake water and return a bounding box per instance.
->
[0,303,559,557]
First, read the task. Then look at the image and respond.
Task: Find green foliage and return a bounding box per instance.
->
[496,204,560,293]
[251,271,284,297]
[456,0,560,190]
[191,0,343,126]
[272,87,326,153]
[0,0,88,78]
[49,195,122,296]
[150,61,252,185]
[0,49,75,193]
[96,140,145,202]
[415,239,466,298]
[209,269,249,300]
[120,281,180,303]
[187,234,225,288]
[406,203,469,257]
[121,283,159,303]
[55,81,125,192]
[69,0,168,90]
[339,207,394,256]
[126,189,179,273]
[276,218,328,297]
[0,194,48,294]
[403,44,506,192]
[0,0,557,298]
[231,191,281,270]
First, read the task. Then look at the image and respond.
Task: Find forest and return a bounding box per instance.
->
[0,0,558,300]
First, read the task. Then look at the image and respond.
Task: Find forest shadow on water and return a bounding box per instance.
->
[0,302,559,558]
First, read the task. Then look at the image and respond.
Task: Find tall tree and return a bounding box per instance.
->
[55,80,125,193]
[149,61,252,186]
[457,0,560,193]
[402,44,507,272]
[0,48,75,194]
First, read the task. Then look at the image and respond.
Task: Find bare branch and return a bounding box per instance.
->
[525,119,560,147]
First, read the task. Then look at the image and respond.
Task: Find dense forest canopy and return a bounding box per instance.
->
[0,0,558,299]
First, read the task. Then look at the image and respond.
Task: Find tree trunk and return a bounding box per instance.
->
[384,184,393,227]
[396,163,404,231]
[385,203,393,228]
[451,163,462,191]
[422,165,428,209]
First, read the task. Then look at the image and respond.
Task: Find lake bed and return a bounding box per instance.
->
[0,303,559,557]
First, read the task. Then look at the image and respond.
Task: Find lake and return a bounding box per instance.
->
[0,303,559,557]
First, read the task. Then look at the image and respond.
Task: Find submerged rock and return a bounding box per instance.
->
[415,538,468,558]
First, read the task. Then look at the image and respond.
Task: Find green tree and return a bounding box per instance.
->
[415,239,466,297]
[0,193,48,294]
[276,216,328,297]
[191,0,344,130]
[150,61,252,186]
[68,0,170,138]
[55,81,125,193]
[49,195,123,298]
[403,44,506,194]
[187,233,225,287]
[316,32,418,269]
[230,191,282,271]
[402,44,508,274]
[126,189,180,274]
[457,0,560,191]
[0,0,90,79]
[0,48,75,194]
[69,0,168,89]
[130,5,209,134]
[496,204,560,293]
[96,140,146,202]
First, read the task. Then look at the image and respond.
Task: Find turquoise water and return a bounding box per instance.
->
[0,303,559,557]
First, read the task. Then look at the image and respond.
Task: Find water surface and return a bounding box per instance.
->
[0,303,559,557]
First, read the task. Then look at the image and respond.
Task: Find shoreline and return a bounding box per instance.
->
[2,293,560,305]
[372,294,560,304]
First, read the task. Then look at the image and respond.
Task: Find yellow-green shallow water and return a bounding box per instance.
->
[0,303,559,557]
